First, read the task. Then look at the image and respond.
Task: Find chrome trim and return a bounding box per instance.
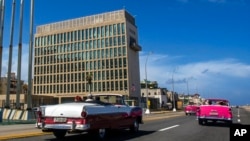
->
[43,123,90,131]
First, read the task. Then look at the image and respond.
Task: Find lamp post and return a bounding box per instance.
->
[172,69,176,112]
[186,79,190,104]
[145,52,152,114]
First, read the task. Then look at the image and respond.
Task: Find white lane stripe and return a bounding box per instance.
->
[158,125,180,131]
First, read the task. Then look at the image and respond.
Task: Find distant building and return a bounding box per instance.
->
[141,87,168,109]
[0,73,25,108]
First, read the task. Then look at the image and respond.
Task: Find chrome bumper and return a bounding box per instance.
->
[36,122,90,131]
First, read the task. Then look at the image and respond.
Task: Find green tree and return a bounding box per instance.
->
[22,83,28,94]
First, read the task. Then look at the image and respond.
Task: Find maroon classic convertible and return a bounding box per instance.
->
[35,94,143,139]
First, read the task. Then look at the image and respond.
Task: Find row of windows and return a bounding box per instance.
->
[34,80,128,94]
[34,69,128,84]
[35,23,126,47]
[35,36,127,56]
[142,92,158,96]
[34,58,127,74]
[34,48,127,65]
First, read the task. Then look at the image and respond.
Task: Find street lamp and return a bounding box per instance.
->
[186,79,190,104]
[145,52,152,114]
[172,69,176,112]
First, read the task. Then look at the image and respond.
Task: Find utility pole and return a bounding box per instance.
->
[186,79,189,104]
[145,52,152,114]
[172,72,176,112]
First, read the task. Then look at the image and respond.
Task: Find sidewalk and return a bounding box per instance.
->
[0,110,183,140]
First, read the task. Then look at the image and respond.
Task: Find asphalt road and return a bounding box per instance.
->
[4,107,250,141]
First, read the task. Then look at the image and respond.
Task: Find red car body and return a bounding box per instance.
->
[184,104,199,115]
[35,94,143,139]
[196,98,233,125]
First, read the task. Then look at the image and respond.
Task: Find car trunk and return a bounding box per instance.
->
[198,105,232,118]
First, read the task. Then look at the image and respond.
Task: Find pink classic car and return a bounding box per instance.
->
[196,98,233,125]
[184,104,199,115]
[35,94,143,139]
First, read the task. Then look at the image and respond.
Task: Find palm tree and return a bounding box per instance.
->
[22,83,28,94]
[86,73,92,94]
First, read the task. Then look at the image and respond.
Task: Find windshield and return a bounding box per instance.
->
[93,95,125,105]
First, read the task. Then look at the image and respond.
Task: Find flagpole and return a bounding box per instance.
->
[27,0,34,110]
[5,0,16,108]
[16,0,24,109]
[0,0,5,88]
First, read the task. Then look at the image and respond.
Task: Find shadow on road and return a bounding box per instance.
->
[44,130,156,141]
[202,121,242,128]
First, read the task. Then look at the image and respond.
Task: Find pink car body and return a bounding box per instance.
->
[196,98,233,125]
[184,105,199,115]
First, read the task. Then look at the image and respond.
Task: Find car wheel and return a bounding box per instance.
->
[130,120,139,132]
[198,119,206,125]
[227,120,233,125]
[97,128,106,140]
[53,130,67,139]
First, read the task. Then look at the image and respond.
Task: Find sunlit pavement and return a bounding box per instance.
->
[0,110,184,140]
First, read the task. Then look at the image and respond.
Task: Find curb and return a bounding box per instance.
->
[0,132,51,140]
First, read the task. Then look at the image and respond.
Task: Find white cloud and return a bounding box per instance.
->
[1,44,30,83]
[140,52,250,105]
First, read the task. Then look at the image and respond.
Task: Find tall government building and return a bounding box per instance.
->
[33,9,142,104]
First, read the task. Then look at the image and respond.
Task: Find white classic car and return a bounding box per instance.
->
[35,94,143,139]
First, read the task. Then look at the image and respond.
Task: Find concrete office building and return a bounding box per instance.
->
[33,9,142,104]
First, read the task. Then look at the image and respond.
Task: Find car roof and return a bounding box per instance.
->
[205,98,228,102]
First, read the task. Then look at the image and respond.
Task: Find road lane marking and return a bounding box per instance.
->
[158,125,180,131]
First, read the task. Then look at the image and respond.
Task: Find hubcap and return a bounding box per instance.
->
[99,128,105,138]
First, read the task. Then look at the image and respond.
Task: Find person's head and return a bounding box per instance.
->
[87,94,93,99]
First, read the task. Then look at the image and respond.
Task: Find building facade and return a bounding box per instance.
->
[33,10,141,104]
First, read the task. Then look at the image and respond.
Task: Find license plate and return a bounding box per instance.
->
[54,117,67,122]
[209,112,218,116]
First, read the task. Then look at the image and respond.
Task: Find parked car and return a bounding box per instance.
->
[35,94,143,139]
[196,98,232,125]
[184,104,199,115]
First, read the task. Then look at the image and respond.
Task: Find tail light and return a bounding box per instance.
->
[81,108,87,118]
[81,111,87,118]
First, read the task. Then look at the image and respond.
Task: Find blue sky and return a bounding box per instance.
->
[1,0,250,105]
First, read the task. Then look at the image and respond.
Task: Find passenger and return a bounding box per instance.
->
[75,96,83,102]
[85,94,94,102]
[204,100,209,105]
